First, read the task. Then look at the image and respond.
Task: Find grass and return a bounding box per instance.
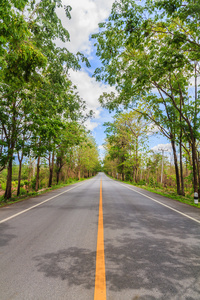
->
[109,176,200,209]
[0,177,89,208]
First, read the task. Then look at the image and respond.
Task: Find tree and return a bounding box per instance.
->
[74,133,100,180]
[92,0,200,196]
[55,122,83,184]
[0,0,90,199]
[104,111,149,182]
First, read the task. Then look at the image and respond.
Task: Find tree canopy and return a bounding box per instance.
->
[0,0,99,200]
[93,0,200,198]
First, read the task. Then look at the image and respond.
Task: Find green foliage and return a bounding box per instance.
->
[104,111,149,182]
[1,182,6,191]
[149,177,158,188]
[93,0,200,197]
[138,179,146,186]
[115,176,200,208]
[19,188,27,195]
[31,177,37,190]
[0,0,95,200]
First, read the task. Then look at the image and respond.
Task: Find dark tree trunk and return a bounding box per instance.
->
[49,168,53,187]
[190,139,198,194]
[133,166,135,182]
[56,159,61,184]
[171,139,181,195]
[4,101,16,200]
[4,157,13,200]
[56,171,60,184]
[135,137,139,183]
[48,152,54,187]
[17,151,23,196]
[179,139,185,196]
[135,167,138,183]
[56,166,60,184]
[35,156,40,191]
[196,151,200,200]
[179,98,185,196]
[56,156,64,184]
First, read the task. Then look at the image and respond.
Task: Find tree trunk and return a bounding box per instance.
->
[132,166,135,182]
[121,161,125,181]
[35,156,40,191]
[191,138,198,195]
[49,168,53,187]
[4,101,16,200]
[135,167,138,183]
[17,151,23,196]
[196,151,200,200]
[179,140,185,196]
[48,151,54,187]
[122,172,125,181]
[135,137,138,183]
[179,98,185,196]
[78,169,81,180]
[171,139,181,195]
[56,171,60,184]
[4,157,13,200]
[56,156,64,184]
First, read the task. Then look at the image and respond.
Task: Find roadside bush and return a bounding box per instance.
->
[20,180,25,187]
[24,180,30,189]
[31,177,36,190]
[40,178,48,189]
[138,179,146,186]
[1,182,6,191]
[149,177,155,187]
[20,188,27,195]
[67,178,75,184]
[12,181,18,187]
[125,173,132,181]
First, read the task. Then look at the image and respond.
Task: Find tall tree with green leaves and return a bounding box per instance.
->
[0,0,90,199]
[104,111,149,182]
[92,0,200,196]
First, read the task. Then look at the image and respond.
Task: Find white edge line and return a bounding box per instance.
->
[118,183,200,225]
[0,181,87,224]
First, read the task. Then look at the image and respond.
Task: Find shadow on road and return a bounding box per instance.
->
[33,247,96,290]
[102,195,200,299]
[105,235,200,299]
[0,224,17,247]
[32,176,200,299]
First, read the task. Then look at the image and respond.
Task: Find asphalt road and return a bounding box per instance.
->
[0,173,200,300]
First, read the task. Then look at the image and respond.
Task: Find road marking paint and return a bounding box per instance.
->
[94,179,106,300]
[119,183,200,225]
[0,181,88,224]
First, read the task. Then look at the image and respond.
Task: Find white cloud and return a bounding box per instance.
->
[151,143,172,153]
[84,119,98,131]
[98,145,104,150]
[69,69,115,129]
[58,0,115,55]
[98,145,105,160]
[147,123,160,135]
[56,1,116,131]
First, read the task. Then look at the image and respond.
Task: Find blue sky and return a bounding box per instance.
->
[57,0,172,159]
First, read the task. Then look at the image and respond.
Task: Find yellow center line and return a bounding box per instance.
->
[94,179,106,300]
